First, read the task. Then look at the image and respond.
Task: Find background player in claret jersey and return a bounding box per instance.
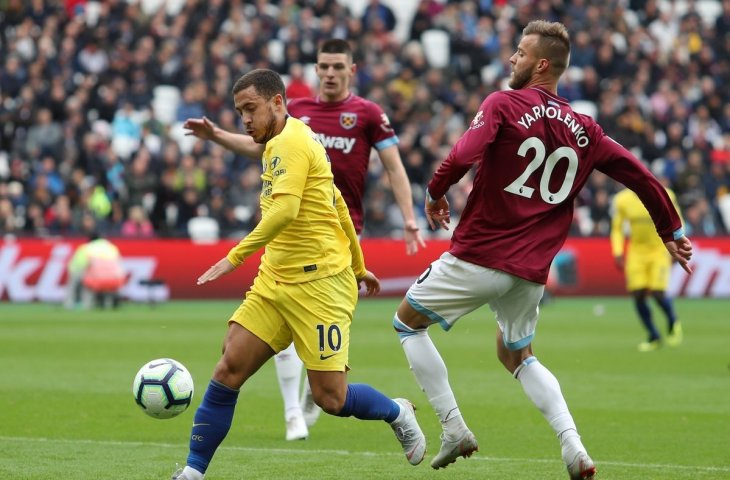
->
[390,20,692,479]
[611,186,684,352]
[184,39,425,441]
[171,69,425,480]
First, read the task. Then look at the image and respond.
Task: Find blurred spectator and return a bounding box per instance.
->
[0,56,26,98]
[0,197,18,234]
[120,205,154,238]
[683,197,721,237]
[176,84,205,123]
[0,0,728,240]
[77,39,109,75]
[24,109,64,161]
[123,148,157,208]
[175,187,203,234]
[361,0,397,32]
[285,63,314,99]
[111,102,142,160]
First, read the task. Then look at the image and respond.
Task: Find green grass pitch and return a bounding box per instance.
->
[1,297,729,479]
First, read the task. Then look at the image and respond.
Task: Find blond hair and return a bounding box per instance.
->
[522,21,571,76]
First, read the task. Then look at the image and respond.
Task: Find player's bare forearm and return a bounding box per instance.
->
[334,188,367,276]
[665,236,693,274]
[183,116,264,158]
[380,147,426,254]
[197,257,237,285]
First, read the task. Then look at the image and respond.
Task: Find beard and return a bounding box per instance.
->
[258,105,280,144]
[508,67,532,90]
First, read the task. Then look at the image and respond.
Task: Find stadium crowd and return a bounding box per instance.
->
[1,0,729,240]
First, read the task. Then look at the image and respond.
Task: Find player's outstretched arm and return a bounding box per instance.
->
[183,116,265,158]
[379,145,426,255]
[197,257,237,285]
[224,194,300,272]
[665,236,693,274]
[357,270,381,296]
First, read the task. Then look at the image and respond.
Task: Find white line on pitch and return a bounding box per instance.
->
[1,436,728,473]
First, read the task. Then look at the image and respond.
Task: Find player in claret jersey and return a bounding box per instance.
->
[390,20,693,479]
[183,39,424,441]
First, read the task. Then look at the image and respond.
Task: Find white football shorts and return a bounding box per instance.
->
[405,252,544,350]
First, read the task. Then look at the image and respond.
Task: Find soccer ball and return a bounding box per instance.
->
[132,358,194,419]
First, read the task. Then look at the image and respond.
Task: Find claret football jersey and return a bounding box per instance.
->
[289,94,399,233]
[427,87,681,284]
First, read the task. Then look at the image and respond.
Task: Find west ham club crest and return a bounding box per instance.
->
[340,112,357,130]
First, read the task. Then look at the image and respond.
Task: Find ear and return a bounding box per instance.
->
[535,58,550,74]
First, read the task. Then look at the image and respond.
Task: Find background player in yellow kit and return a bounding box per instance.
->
[611,187,684,352]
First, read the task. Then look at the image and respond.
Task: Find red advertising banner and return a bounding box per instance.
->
[0,237,728,302]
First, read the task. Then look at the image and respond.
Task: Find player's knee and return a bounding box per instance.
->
[496,339,531,374]
[632,289,648,301]
[312,390,345,415]
[212,357,246,390]
[650,290,665,302]
[395,300,429,328]
[497,350,521,373]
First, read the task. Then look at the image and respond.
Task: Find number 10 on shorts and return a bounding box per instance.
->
[316,324,342,352]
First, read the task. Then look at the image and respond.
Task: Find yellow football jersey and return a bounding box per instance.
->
[257,117,352,283]
[610,188,680,256]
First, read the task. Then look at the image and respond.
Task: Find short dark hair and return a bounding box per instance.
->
[232,69,286,101]
[318,38,353,61]
[522,21,571,75]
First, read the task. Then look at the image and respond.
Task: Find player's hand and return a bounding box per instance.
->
[613,255,624,271]
[183,116,216,140]
[665,236,693,274]
[357,270,381,296]
[197,257,237,285]
[403,222,426,255]
[425,195,450,231]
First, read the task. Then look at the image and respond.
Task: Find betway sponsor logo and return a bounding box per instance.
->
[315,133,356,154]
[0,244,169,302]
[668,244,730,297]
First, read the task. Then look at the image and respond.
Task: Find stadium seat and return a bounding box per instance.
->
[152,85,181,126]
[169,121,198,154]
[111,135,140,160]
[303,63,318,90]
[421,29,450,69]
[138,0,164,16]
[481,64,502,86]
[165,0,186,16]
[267,39,285,66]
[188,216,220,243]
[571,100,598,119]
[566,66,585,83]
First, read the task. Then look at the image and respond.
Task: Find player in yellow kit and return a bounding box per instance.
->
[611,187,684,352]
[171,69,425,480]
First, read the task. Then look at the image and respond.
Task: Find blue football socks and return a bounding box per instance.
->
[654,294,678,330]
[336,383,400,423]
[187,380,239,474]
[634,297,660,341]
